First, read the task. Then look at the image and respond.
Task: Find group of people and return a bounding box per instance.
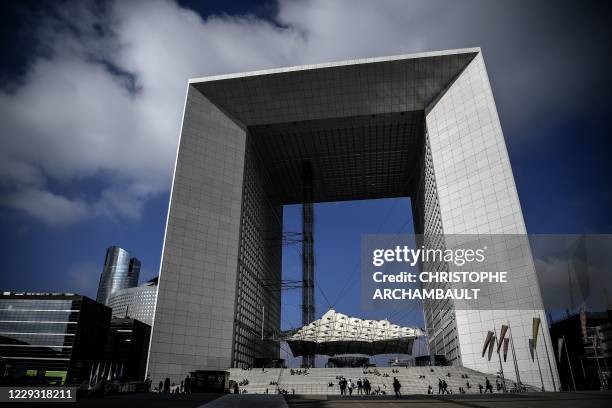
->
[289,369,309,375]
[337,377,373,395]
[429,376,495,395]
[262,387,295,395]
[362,368,381,376]
[336,376,403,397]
[154,375,192,394]
[437,378,450,394]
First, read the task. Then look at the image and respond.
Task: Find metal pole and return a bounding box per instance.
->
[261,305,265,341]
[534,342,545,391]
[562,335,576,391]
[592,335,603,389]
[508,324,522,390]
[539,322,557,391]
[494,327,506,392]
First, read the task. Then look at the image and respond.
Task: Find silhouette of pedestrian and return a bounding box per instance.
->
[393,377,401,397]
[485,378,493,393]
[185,375,191,394]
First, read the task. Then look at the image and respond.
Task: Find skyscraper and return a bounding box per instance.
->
[96,246,140,306]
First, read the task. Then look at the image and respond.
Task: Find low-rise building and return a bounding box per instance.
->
[107,277,157,326]
[0,292,110,385]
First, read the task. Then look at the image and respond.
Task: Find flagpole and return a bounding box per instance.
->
[88,363,94,387]
[592,335,603,389]
[562,335,576,391]
[534,342,545,391]
[493,327,507,392]
[508,324,522,390]
[539,320,557,391]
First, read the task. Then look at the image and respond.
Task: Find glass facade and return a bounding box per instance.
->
[96,246,141,305]
[107,280,157,326]
[0,293,111,385]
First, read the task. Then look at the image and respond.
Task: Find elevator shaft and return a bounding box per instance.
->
[302,160,315,368]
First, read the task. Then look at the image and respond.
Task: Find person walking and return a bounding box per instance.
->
[339,378,346,396]
[442,379,448,394]
[158,381,163,394]
[478,383,483,394]
[364,378,371,395]
[164,377,170,393]
[393,377,402,397]
[348,379,354,396]
[357,379,363,395]
[185,375,191,394]
[234,382,239,394]
[438,378,443,394]
[485,378,493,393]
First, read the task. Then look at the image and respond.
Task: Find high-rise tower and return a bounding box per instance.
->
[96,246,140,305]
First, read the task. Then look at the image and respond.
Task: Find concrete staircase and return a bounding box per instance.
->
[227,368,283,394]
[229,366,526,395]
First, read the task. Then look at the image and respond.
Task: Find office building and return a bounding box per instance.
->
[550,310,612,390]
[0,292,110,384]
[104,318,151,381]
[96,246,140,306]
[108,277,158,326]
[146,48,559,390]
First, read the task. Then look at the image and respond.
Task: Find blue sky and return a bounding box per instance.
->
[0,1,611,364]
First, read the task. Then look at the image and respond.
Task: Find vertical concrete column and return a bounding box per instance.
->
[147,85,247,383]
[425,52,559,390]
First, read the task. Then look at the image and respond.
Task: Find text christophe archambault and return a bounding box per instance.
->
[369,246,507,300]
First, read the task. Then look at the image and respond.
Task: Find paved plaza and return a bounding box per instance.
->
[284,392,612,408]
[11,391,610,408]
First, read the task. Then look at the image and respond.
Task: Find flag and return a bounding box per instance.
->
[497,325,509,353]
[487,335,496,361]
[503,338,509,362]
[529,338,535,361]
[580,309,587,338]
[88,363,95,385]
[482,331,494,357]
[557,337,564,363]
[533,317,541,348]
[94,362,100,384]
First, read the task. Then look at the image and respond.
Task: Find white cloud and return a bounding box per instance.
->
[0,188,89,225]
[0,0,603,225]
